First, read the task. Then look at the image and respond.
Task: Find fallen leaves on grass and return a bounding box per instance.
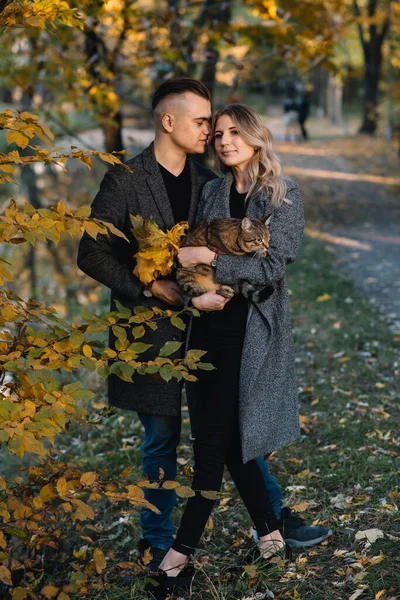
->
[355,529,385,543]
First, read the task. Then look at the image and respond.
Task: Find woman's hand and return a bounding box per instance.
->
[178,246,215,268]
[192,292,229,312]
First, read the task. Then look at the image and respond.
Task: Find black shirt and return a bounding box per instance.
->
[158,161,191,223]
[193,183,249,343]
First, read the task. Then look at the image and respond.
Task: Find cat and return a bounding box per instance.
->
[176,216,274,303]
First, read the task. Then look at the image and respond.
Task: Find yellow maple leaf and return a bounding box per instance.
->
[131,216,188,284]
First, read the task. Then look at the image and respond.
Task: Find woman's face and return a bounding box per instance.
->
[214,114,255,169]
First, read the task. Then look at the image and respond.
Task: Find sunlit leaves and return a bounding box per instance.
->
[0,199,128,249]
[0,0,84,31]
[0,110,130,185]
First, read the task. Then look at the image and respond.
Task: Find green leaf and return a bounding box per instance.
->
[185,349,207,361]
[170,315,186,331]
[81,357,97,372]
[128,342,152,354]
[75,389,96,401]
[86,322,108,334]
[70,331,84,348]
[3,360,19,371]
[160,364,174,382]
[23,230,36,245]
[132,325,145,339]
[159,341,183,357]
[198,362,215,371]
[0,430,10,442]
[115,301,131,317]
[112,325,127,342]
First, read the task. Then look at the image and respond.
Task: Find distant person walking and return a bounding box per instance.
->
[283,96,299,142]
[298,91,311,141]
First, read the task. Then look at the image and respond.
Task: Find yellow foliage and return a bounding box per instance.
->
[0,0,84,31]
[131,216,189,285]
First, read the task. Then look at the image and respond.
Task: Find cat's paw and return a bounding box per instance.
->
[217,285,235,299]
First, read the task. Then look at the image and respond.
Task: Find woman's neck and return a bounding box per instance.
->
[231,165,250,193]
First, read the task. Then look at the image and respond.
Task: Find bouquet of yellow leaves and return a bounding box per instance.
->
[130,215,189,285]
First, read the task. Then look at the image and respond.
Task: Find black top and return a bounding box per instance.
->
[229,185,247,219]
[192,183,249,345]
[158,161,191,224]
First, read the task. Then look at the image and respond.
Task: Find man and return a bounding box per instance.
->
[77,78,331,569]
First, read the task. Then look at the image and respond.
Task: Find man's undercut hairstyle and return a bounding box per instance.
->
[151,77,211,112]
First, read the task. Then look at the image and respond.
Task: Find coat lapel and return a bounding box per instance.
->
[188,159,203,225]
[142,143,175,230]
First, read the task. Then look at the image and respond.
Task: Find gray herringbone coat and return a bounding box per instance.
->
[195,173,305,463]
[77,143,216,415]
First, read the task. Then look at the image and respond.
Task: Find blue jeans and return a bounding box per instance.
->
[256,457,283,520]
[138,415,283,549]
[138,413,181,551]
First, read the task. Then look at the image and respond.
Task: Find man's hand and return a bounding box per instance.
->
[151,280,184,307]
[178,246,215,268]
[192,291,229,312]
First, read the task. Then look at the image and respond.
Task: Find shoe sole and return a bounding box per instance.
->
[252,529,333,549]
[285,530,333,548]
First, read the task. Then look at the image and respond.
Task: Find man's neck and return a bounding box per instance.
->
[154,136,188,176]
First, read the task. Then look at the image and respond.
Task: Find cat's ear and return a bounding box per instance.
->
[264,215,272,227]
[241,217,252,230]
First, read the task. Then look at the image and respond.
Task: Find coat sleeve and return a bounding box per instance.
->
[77,168,144,301]
[213,180,305,286]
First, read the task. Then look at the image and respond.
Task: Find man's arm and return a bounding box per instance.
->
[77,168,144,302]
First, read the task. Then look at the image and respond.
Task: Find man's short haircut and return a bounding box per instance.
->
[151,77,211,112]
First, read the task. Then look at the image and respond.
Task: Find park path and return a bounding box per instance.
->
[62,122,400,333]
[273,134,400,333]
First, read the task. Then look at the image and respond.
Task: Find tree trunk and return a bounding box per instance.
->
[359,52,382,134]
[199,1,232,98]
[353,0,390,135]
[101,109,124,153]
[84,26,124,154]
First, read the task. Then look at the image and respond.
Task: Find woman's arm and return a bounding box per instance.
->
[213,181,304,287]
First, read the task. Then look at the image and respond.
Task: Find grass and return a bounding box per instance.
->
[53,233,400,600]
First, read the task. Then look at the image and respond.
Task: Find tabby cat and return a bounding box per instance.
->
[176,216,274,303]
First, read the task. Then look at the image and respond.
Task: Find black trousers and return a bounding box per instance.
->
[172,319,279,555]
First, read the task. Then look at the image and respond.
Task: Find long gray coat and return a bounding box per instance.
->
[77,143,216,415]
[195,172,305,463]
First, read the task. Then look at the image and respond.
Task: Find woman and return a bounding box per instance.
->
[153,104,305,595]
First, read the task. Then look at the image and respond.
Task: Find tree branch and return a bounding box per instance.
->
[0,0,11,15]
[353,0,367,53]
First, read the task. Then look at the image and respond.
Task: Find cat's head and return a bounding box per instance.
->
[238,216,271,257]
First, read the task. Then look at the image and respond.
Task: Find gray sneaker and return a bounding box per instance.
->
[281,507,333,548]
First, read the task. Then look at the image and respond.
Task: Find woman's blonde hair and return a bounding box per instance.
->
[212,104,287,207]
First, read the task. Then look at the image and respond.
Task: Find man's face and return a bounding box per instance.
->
[168,92,212,154]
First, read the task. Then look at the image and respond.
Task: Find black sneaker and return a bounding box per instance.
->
[138,538,168,571]
[281,507,333,548]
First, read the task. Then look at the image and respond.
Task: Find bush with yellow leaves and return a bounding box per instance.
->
[0,111,212,598]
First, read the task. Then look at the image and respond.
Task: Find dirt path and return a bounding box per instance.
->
[275,136,400,333]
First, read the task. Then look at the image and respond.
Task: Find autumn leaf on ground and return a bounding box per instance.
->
[130,215,188,284]
[355,528,384,543]
[316,293,332,302]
